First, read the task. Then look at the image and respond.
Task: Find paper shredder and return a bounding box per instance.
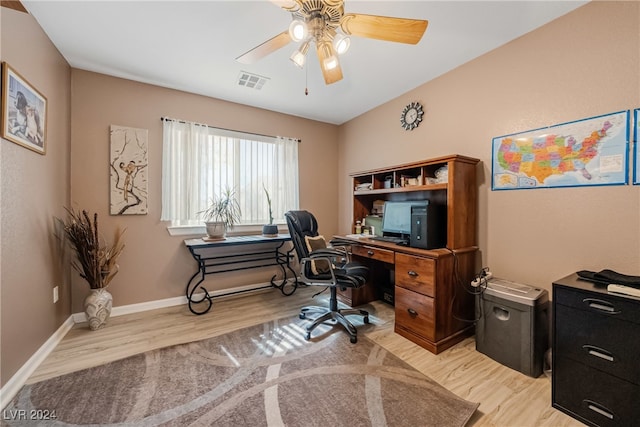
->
[475,278,549,377]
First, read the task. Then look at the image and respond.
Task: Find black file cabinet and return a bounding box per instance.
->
[552,274,640,427]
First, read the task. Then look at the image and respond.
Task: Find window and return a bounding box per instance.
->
[161,119,299,228]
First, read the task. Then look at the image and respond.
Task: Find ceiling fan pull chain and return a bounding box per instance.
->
[305,63,309,96]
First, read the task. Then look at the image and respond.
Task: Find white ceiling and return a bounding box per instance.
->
[23,0,588,125]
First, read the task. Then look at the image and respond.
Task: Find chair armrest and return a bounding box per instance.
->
[329,237,355,247]
[328,238,354,261]
[299,257,338,285]
[309,248,344,258]
[310,248,348,267]
[299,256,368,288]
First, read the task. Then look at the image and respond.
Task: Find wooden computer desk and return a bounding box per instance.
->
[336,234,477,354]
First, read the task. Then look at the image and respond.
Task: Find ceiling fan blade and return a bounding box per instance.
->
[269,0,301,12]
[1,1,28,13]
[341,13,428,45]
[236,31,292,64]
[316,43,343,85]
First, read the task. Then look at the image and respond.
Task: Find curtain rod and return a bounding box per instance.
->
[160,117,301,143]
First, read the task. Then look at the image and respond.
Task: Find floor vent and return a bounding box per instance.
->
[237,71,269,90]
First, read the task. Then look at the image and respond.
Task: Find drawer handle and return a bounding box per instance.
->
[583,399,615,420]
[367,250,374,256]
[583,298,621,314]
[407,308,418,317]
[408,270,419,277]
[582,345,615,362]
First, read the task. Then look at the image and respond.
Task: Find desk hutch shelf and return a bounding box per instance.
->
[345,154,480,354]
[350,154,478,250]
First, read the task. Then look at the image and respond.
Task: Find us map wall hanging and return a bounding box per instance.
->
[110,125,148,215]
[634,108,639,185]
[492,110,629,190]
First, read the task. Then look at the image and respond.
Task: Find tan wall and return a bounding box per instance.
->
[70,70,339,313]
[0,8,71,386]
[3,0,639,392]
[338,1,640,293]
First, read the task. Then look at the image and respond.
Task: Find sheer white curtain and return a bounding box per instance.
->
[161,119,299,225]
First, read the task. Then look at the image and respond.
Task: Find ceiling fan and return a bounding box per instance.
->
[236,0,428,85]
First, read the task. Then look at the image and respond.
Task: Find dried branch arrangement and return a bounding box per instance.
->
[61,208,125,289]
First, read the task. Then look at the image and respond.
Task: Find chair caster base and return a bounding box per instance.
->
[297,291,369,345]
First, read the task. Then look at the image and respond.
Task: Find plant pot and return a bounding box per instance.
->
[84,288,113,330]
[262,224,278,237]
[205,221,227,240]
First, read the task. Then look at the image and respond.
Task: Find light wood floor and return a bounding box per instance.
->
[30,286,582,427]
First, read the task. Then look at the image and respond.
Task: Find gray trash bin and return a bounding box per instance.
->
[475,278,549,377]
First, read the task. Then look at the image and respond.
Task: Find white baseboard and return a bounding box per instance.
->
[1,315,75,410]
[71,281,275,323]
[71,293,188,323]
[2,281,277,410]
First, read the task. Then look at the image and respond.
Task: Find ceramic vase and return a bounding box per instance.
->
[84,288,113,330]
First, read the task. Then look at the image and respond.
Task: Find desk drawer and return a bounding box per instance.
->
[555,287,640,324]
[395,253,435,297]
[554,356,639,427]
[352,245,394,264]
[395,287,435,341]
[556,303,640,384]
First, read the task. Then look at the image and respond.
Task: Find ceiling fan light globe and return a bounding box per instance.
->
[290,50,306,68]
[290,40,310,68]
[333,34,351,55]
[288,20,308,42]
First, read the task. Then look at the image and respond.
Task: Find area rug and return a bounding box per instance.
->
[5,317,479,426]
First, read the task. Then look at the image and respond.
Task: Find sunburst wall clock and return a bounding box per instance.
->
[400,102,424,131]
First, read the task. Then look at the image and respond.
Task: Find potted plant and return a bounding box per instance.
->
[60,208,125,330]
[262,185,278,237]
[199,187,242,240]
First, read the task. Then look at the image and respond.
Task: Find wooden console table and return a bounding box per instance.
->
[184,235,298,315]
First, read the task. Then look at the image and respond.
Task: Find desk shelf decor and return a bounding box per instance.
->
[345,154,480,354]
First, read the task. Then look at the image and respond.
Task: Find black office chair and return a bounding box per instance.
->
[285,210,369,343]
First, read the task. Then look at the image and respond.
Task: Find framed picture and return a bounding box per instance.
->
[492,110,629,190]
[1,62,47,154]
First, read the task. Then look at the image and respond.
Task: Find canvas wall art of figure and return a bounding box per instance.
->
[110,125,148,215]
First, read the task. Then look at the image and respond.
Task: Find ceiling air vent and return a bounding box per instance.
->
[237,71,269,90]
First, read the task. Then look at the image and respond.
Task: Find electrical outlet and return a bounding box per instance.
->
[53,286,59,303]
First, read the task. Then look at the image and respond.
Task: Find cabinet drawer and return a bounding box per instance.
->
[556,304,640,384]
[394,286,435,341]
[554,356,639,427]
[352,245,394,264]
[395,253,435,297]
[555,287,640,324]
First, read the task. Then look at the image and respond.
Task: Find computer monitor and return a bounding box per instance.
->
[381,200,428,237]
